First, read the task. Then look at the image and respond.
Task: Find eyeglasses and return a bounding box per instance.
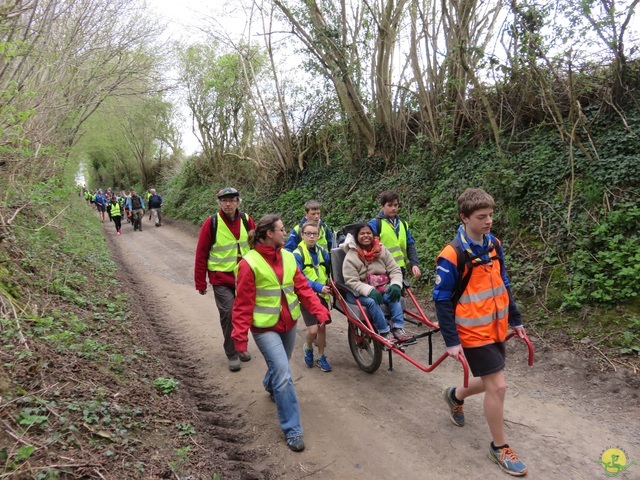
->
[303,232,319,237]
[219,198,239,204]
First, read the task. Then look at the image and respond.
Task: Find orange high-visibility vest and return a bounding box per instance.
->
[438,244,510,347]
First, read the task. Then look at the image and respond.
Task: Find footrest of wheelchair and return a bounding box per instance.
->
[396,337,417,346]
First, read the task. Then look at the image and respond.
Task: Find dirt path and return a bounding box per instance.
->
[104,216,640,479]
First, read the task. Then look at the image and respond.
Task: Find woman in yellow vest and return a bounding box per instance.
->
[232,214,330,453]
[107,195,123,236]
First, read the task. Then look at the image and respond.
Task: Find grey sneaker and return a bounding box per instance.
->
[380,331,396,350]
[392,328,415,343]
[443,387,465,426]
[228,357,241,372]
[489,444,528,476]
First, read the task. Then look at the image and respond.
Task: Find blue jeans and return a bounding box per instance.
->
[347,291,404,333]
[252,325,302,440]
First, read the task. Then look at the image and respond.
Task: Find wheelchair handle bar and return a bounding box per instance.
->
[504,331,535,366]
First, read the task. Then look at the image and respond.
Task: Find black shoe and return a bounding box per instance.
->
[155,223,159,227]
[287,436,305,452]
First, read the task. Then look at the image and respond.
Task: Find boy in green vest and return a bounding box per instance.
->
[369,190,421,279]
[285,200,333,252]
[293,221,332,372]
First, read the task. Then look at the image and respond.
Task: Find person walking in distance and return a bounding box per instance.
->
[94,189,107,223]
[194,187,256,372]
[126,189,145,231]
[107,195,123,236]
[232,215,330,452]
[433,188,528,477]
[148,189,164,227]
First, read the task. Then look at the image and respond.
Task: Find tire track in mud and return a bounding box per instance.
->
[105,218,270,479]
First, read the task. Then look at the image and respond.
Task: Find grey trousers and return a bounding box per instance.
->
[212,285,237,359]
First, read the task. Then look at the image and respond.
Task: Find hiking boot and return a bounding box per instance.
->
[489,444,528,476]
[304,343,314,368]
[287,436,305,452]
[392,328,415,343]
[237,351,252,362]
[443,387,465,426]
[228,357,241,372]
[316,355,332,372]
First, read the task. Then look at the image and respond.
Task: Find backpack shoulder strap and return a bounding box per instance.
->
[449,237,503,306]
[450,238,473,307]
[319,245,331,276]
[240,212,249,233]
[376,218,382,235]
[209,214,218,247]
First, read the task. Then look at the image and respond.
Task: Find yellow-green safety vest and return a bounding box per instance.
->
[294,242,330,302]
[379,219,408,268]
[207,213,249,272]
[239,249,301,328]
[109,202,122,217]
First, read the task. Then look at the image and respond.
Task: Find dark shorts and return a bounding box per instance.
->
[96,204,105,212]
[463,342,506,377]
[301,297,329,327]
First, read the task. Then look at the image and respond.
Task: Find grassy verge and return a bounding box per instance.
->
[0,181,213,478]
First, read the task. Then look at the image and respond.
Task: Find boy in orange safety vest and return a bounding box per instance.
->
[433,188,528,477]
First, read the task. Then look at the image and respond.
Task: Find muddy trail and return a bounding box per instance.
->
[104,215,640,480]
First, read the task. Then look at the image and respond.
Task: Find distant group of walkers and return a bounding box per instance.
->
[193,185,528,476]
[82,186,164,235]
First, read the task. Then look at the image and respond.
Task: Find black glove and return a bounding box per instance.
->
[387,284,401,302]
[368,289,383,305]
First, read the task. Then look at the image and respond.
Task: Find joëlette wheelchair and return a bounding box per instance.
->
[328,231,534,387]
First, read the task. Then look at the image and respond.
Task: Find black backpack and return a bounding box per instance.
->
[209,212,250,246]
[449,237,501,306]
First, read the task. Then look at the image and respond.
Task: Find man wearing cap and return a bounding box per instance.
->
[148,189,164,227]
[194,187,256,372]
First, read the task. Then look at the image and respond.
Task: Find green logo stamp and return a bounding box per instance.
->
[594,448,637,477]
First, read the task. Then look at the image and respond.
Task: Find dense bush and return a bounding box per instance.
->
[159,106,640,354]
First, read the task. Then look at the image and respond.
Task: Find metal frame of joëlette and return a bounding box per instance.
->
[329,278,535,388]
